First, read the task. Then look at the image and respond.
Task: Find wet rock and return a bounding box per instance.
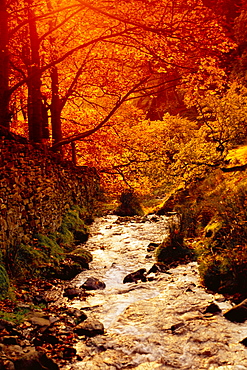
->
[185,283,196,292]
[65,308,87,322]
[0,320,15,332]
[14,348,59,370]
[148,215,160,222]
[64,287,85,299]
[73,229,89,244]
[202,302,222,315]
[27,311,51,328]
[123,268,147,284]
[40,334,60,345]
[74,319,104,337]
[32,294,48,305]
[240,337,247,347]
[2,336,18,345]
[147,242,160,252]
[54,261,88,280]
[170,322,185,333]
[67,247,93,265]
[224,298,247,322]
[146,264,161,275]
[81,277,106,290]
[60,346,77,360]
[66,255,90,269]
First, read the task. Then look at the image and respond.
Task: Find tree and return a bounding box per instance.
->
[0,0,10,129]
[2,0,241,197]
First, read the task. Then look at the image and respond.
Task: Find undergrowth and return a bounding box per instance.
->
[169,169,247,295]
[1,206,91,298]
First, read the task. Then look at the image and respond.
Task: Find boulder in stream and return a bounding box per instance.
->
[74,319,104,337]
[201,302,222,315]
[81,277,106,290]
[123,268,147,283]
[63,287,86,299]
[224,298,247,322]
[147,242,160,252]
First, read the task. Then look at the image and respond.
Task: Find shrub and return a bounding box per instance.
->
[155,216,192,265]
[5,243,46,279]
[197,244,247,293]
[114,190,144,217]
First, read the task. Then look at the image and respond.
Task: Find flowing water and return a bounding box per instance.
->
[63,215,247,370]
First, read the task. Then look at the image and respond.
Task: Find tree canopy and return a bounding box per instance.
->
[1,0,246,193]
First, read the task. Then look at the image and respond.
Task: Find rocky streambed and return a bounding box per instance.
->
[63,215,247,370]
[1,215,247,370]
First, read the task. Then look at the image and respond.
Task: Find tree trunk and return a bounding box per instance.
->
[27,2,44,142]
[71,141,77,165]
[0,0,10,129]
[51,66,62,143]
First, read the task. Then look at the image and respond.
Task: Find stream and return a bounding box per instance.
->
[62,215,247,370]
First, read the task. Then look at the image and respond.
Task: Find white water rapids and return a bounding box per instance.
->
[63,215,247,370]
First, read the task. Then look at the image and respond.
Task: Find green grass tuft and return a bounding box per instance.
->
[0,264,9,299]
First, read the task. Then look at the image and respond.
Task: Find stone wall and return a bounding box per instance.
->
[0,137,100,252]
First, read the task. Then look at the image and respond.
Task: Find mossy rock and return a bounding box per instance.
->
[73,228,89,245]
[35,234,63,261]
[0,264,9,299]
[61,208,88,233]
[48,262,87,280]
[155,234,192,265]
[57,208,89,249]
[69,247,93,264]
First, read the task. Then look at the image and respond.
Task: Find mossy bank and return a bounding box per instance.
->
[0,137,101,299]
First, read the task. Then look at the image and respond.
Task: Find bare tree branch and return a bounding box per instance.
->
[8,27,138,96]
[51,75,151,150]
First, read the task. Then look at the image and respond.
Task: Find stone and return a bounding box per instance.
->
[64,287,84,299]
[81,277,106,290]
[14,348,59,370]
[147,242,160,252]
[60,346,77,359]
[74,319,104,337]
[0,320,15,332]
[2,336,18,345]
[170,322,185,333]
[0,359,15,370]
[73,229,89,244]
[27,312,51,328]
[53,262,88,280]
[40,334,60,345]
[202,303,222,315]
[66,308,87,322]
[123,268,147,284]
[240,337,247,347]
[224,298,247,322]
[146,264,161,275]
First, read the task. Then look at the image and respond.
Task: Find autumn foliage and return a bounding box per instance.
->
[1,0,244,194]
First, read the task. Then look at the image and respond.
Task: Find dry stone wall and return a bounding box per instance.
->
[0,137,100,252]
